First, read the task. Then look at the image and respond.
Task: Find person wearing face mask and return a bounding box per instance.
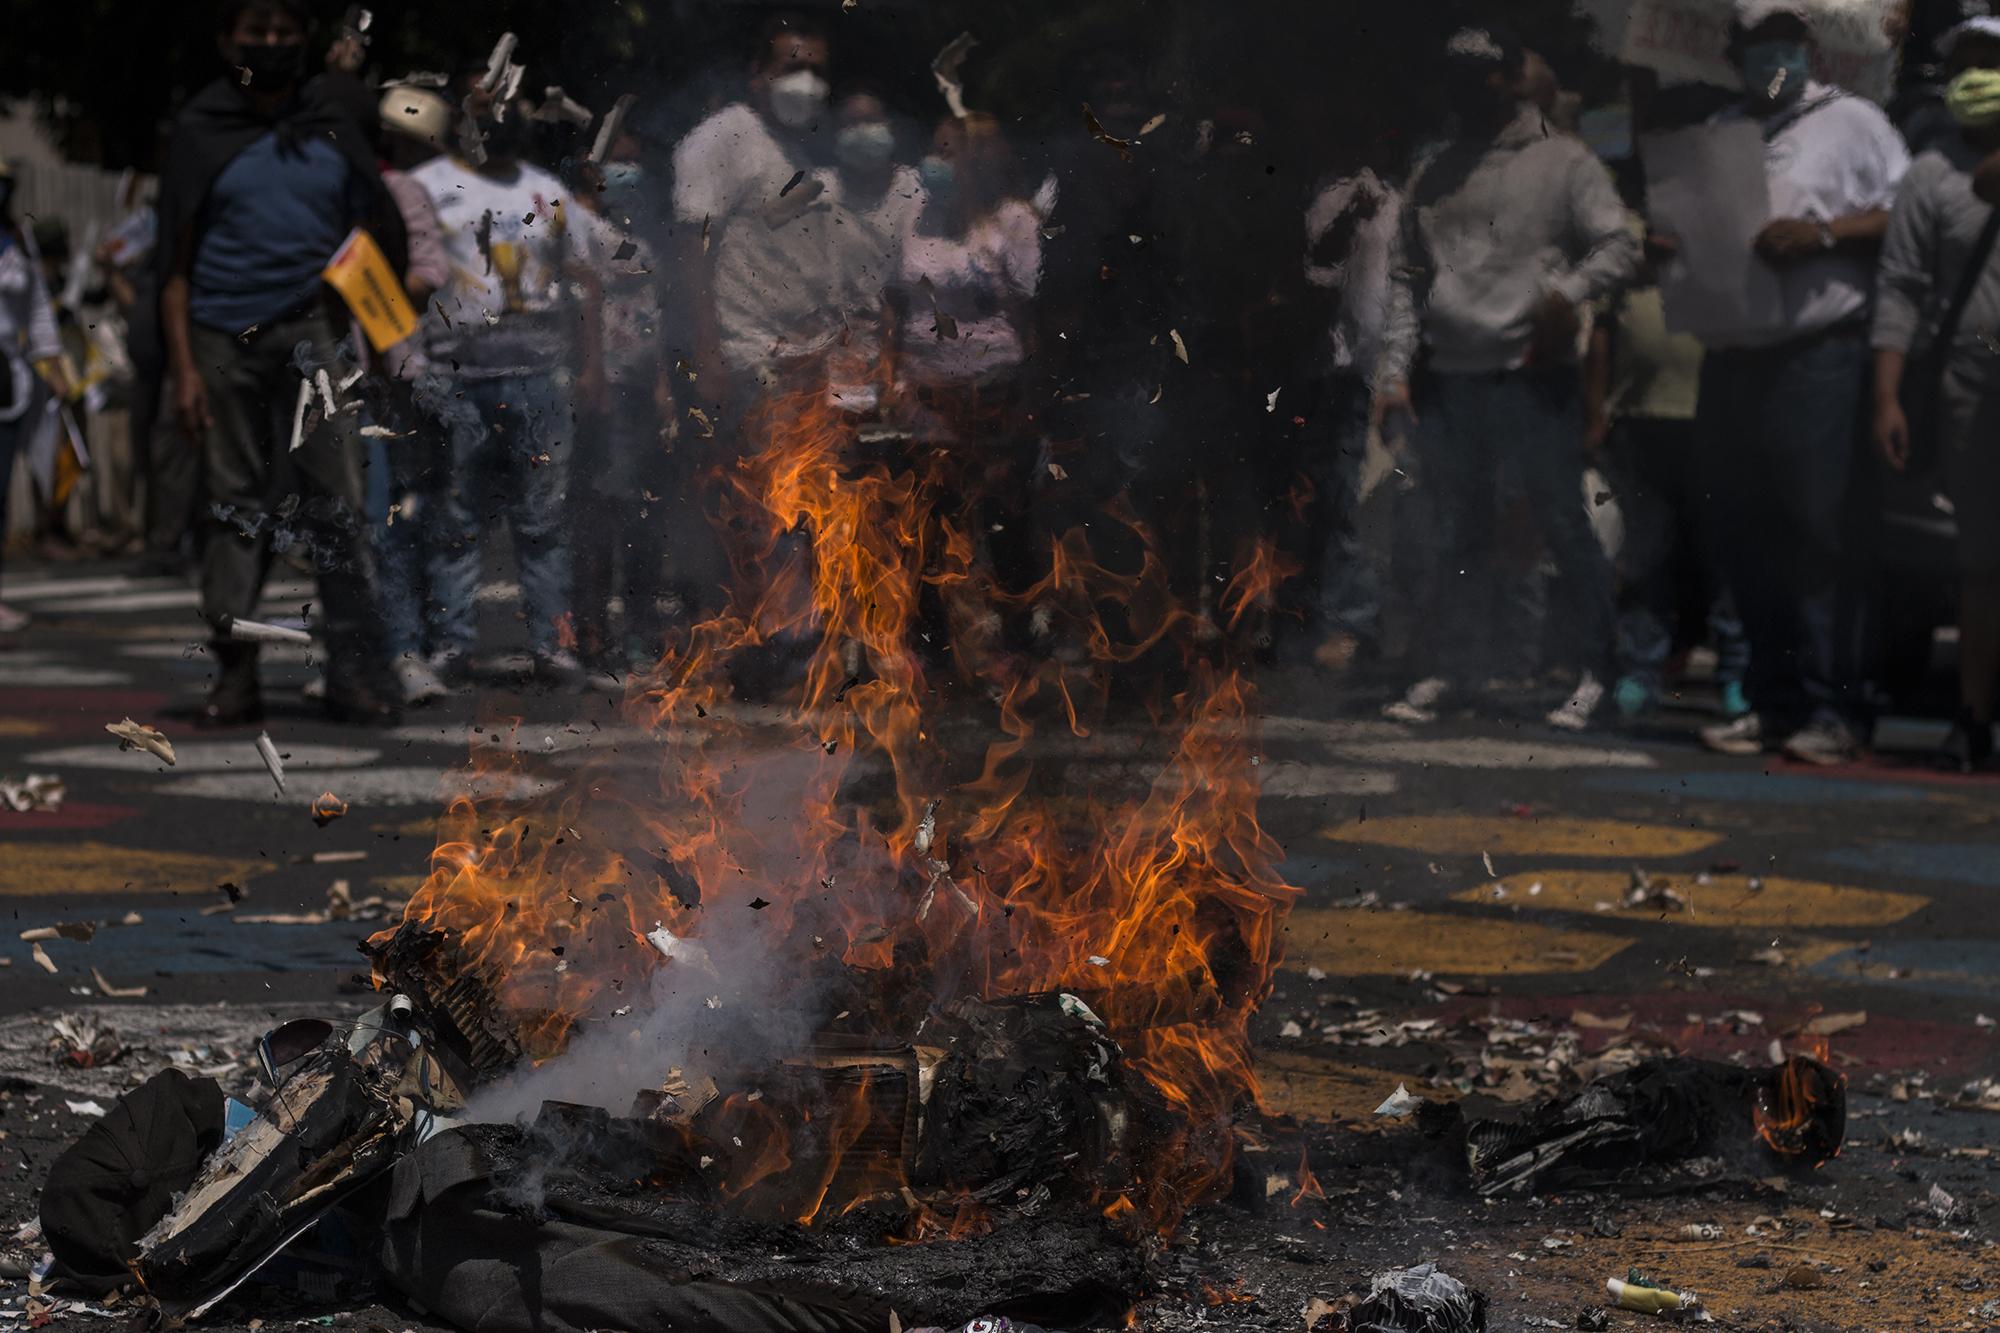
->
[566,132,681,676]
[670,12,843,414]
[1373,26,1639,731]
[1874,17,2000,769]
[406,73,600,689]
[155,0,408,726]
[1682,0,1911,766]
[824,88,925,413]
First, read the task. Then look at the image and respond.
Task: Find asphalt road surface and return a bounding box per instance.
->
[0,559,1994,1331]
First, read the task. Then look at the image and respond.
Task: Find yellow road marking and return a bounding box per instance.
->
[1257,1050,1457,1124]
[0,719,52,738]
[1323,814,1723,858]
[1283,907,1631,977]
[1453,871,1927,930]
[0,842,268,897]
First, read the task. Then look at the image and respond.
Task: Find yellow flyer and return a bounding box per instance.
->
[323,227,419,353]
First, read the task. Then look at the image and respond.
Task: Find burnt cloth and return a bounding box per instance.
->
[379,1126,889,1333]
[40,1070,225,1292]
[379,1123,1142,1333]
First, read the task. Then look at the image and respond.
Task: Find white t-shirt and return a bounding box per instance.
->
[1707,83,1910,349]
[671,102,850,374]
[572,206,663,381]
[897,199,1042,386]
[409,156,589,377]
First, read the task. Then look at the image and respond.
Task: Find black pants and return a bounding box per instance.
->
[189,309,388,696]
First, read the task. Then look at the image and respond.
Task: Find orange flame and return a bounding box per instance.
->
[374,371,1301,1231]
[1290,1145,1325,1207]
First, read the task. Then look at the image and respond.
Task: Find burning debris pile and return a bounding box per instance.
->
[30,382,1299,1329]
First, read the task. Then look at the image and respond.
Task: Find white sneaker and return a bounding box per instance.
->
[1700,711,1764,757]
[0,602,28,633]
[1546,671,1605,731]
[1383,676,1449,724]
[395,657,449,706]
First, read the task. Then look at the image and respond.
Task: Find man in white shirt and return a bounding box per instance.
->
[409,76,599,685]
[1686,0,1911,764]
[671,12,841,405]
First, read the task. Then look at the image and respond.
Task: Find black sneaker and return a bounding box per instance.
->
[1934,711,1995,774]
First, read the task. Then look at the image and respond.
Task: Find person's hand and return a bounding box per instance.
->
[1755,218,1827,265]
[1372,380,1417,432]
[1976,151,2000,206]
[173,369,211,443]
[1875,398,1911,472]
[1529,289,1580,363]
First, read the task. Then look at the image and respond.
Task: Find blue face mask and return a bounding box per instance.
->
[919,154,956,196]
[600,161,644,196]
[1739,39,1812,107]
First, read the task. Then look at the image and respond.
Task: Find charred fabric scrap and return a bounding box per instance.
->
[1416,1055,1846,1197]
[42,973,1155,1331]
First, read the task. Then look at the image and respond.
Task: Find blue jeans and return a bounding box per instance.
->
[1412,368,1615,685]
[1298,374,1382,645]
[415,371,574,658]
[1607,416,1749,697]
[1694,327,1874,733]
[0,413,18,583]
[363,383,441,660]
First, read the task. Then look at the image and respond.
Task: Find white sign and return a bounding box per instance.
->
[1641,120,1788,341]
[1611,0,1903,102]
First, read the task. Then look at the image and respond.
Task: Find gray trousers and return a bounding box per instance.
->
[189,308,386,693]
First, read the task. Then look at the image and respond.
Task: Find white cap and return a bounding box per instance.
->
[1939,15,2000,57]
[378,86,453,150]
[1734,0,1811,29]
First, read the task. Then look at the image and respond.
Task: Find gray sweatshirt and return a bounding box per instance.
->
[1378,105,1641,387]
[1872,132,2000,388]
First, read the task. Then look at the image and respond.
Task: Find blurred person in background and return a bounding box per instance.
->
[893,112,1043,675]
[1583,158,1751,724]
[156,0,405,726]
[672,12,840,410]
[0,159,72,633]
[96,157,202,579]
[409,72,597,688]
[1374,25,1638,730]
[1685,0,1908,765]
[1301,154,1401,674]
[1874,15,2000,770]
[824,85,925,413]
[569,125,677,678]
[368,83,451,705]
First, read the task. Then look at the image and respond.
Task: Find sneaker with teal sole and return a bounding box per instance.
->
[1613,675,1653,719]
[1719,681,1751,719]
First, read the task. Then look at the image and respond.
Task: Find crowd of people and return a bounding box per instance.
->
[2,0,1999,770]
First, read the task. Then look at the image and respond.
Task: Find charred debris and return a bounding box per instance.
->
[26,916,1855,1333]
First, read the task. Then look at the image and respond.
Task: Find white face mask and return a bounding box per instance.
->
[767,69,830,129]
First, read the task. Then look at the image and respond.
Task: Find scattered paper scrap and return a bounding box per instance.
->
[90,967,147,999]
[30,943,56,973]
[64,1100,106,1117]
[230,618,313,646]
[1169,328,1189,364]
[1375,1083,1420,1118]
[1082,103,1136,160]
[255,731,287,793]
[0,773,64,812]
[19,922,96,943]
[1804,1011,1866,1037]
[105,718,175,765]
[311,791,349,827]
